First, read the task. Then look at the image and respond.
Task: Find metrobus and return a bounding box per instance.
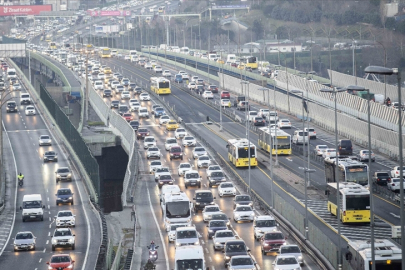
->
[324,158,369,186]
[160,191,192,230]
[100,48,111,58]
[346,239,401,270]
[150,77,171,94]
[239,56,258,69]
[258,127,292,155]
[85,44,94,54]
[49,42,57,50]
[325,182,370,223]
[226,138,257,167]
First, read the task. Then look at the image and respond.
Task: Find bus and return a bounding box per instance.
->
[239,56,258,69]
[226,138,257,167]
[258,127,292,155]
[49,42,57,50]
[161,191,192,230]
[324,158,369,186]
[158,6,165,13]
[85,44,94,54]
[346,239,401,270]
[150,77,171,94]
[325,182,370,223]
[100,48,111,58]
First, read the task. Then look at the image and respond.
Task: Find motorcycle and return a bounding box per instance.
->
[147,244,159,262]
[18,176,24,187]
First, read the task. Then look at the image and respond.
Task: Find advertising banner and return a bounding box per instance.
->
[0,5,52,16]
[87,10,131,17]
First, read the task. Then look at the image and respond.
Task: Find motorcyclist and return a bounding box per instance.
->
[385,97,391,106]
[147,240,156,250]
[17,173,24,181]
[144,259,155,270]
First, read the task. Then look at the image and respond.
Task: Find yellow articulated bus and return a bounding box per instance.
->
[240,56,258,69]
[226,138,257,168]
[325,182,370,223]
[49,42,57,50]
[150,77,171,94]
[258,127,292,155]
[100,48,111,58]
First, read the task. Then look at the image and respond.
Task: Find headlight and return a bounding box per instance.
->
[194,241,199,245]
[169,181,173,184]
[234,214,240,217]
[170,153,173,156]
[48,266,53,270]
[264,243,269,246]
[56,174,61,178]
[250,213,255,216]
[215,242,220,245]
[52,239,57,244]
[67,265,73,269]
[225,256,230,260]
[298,256,303,260]
[67,173,71,177]
[69,238,74,243]
[195,202,200,205]
[208,229,213,233]
[68,197,72,199]
[176,243,181,247]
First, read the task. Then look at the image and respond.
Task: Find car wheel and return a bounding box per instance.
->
[22,217,25,222]
[261,248,265,255]
[56,201,58,206]
[219,193,223,197]
[147,156,149,160]
[41,215,43,221]
[198,184,201,188]
[72,244,75,250]
[181,157,183,160]
[209,183,212,187]
[52,246,55,251]
[71,200,74,205]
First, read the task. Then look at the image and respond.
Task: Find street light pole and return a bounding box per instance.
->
[241,80,251,194]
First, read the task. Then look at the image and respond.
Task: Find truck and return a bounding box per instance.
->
[20,194,45,222]
[174,245,208,270]
[227,54,236,63]
[233,96,245,107]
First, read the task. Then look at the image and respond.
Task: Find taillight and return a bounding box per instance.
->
[377,178,380,181]
[397,171,399,174]
[388,178,391,181]
[343,211,346,216]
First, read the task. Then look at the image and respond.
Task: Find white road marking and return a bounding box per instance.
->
[42,248,46,253]
[39,258,42,263]
[46,240,49,245]
[390,212,400,218]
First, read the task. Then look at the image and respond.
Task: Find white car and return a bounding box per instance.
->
[233,205,255,222]
[182,136,196,147]
[187,82,196,90]
[227,255,257,270]
[206,165,221,177]
[175,227,199,247]
[193,147,207,159]
[97,73,105,80]
[25,105,36,116]
[253,215,278,240]
[272,255,301,270]
[162,70,171,77]
[154,65,163,73]
[124,55,131,60]
[121,91,131,99]
[202,91,214,99]
[168,224,188,243]
[322,148,336,159]
[94,80,104,90]
[39,135,52,146]
[174,128,187,139]
[388,178,405,192]
[154,167,170,180]
[165,137,178,150]
[149,160,162,174]
[51,228,75,251]
[55,210,76,227]
[177,163,192,176]
[315,145,328,156]
[197,155,211,168]
[246,111,258,122]
[110,81,120,89]
[147,147,161,159]
[202,204,222,222]
[13,83,21,90]
[221,99,231,107]
[115,85,125,93]
[391,166,405,178]
[139,93,151,101]
[277,119,292,128]
[138,107,149,118]
[143,136,157,149]
[130,102,141,112]
[191,76,198,82]
[279,245,304,266]
[218,182,236,197]
[159,115,170,125]
[212,230,237,251]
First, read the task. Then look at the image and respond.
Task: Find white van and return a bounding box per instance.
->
[180,47,189,54]
[208,53,217,61]
[293,130,309,145]
[20,194,45,222]
[227,54,236,63]
[7,68,17,79]
[174,245,207,270]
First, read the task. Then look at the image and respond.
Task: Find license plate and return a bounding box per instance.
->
[21,245,27,248]
[59,242,66,245]
[30,216,36,218]
[190,182,196,185]
[356,218,362,220]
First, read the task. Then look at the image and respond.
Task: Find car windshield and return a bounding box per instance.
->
[221,183,233,188]
[160,175,171,180]
[232,257,253,266]
[212,214,226,220]
[256,220,277,227]
[149,148,158,152]
[58,211,73,217]
[265,233,284,240]
[176,259,203,270]
[167,139,177,144]
[58,189,72,195]
[226,243,246,252]
[236,195,251,201]
[210,221,226,227]
[171,224,186,231]
[195,148,205,152]
[177,129,185,132]
[211,172,223,177]
[156,108,164,111]
[16,233,33,239]
[180,164,191,168]
[170,147,181,153]
[23,200,41,209]
[217,231,233,238]
[236,206,251,212]
[138,129,148,133]
[276,257,298,265]
[40,136,50,140]
[51,256,71,263]
[145,138,154,142]
[54,230,72,237]
[186,173,199,179]
[205,207,220,212]
[177,230,197,239]
[57,168,70,173]
[151,161,161,166]
[199,156,209,161]
[281,246,301,253]
[46,151,55,155]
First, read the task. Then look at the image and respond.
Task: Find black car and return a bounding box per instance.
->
[253,117,265,126]
[111,100,119,109]
[128,83,136,91]
[116,74,123,81]
[43,151,58,163]
[103,89,112,97]
[207,220,228,239]
[56,188,74,205]
[373,172,390,186]
[210,213,230,226]
[195,85,204,94]
[6,101,17,113]
[193,190,215,212]
[134,86,142,95]
[129,120,139,130]
[223,240,250,266]
[208,171,226,187]
[118,105,129,115]
[233,195,253,208]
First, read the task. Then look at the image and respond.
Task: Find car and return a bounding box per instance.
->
[253,117,265,126]
[110,80,120,89]
[233,205,255,223]
[149,160,162,174]
[175,226,199,247]
[143,136,157,149]
[162,70,171,77]
[197,155,211,168]
[56,188,74,205]
[315,145,328,156]
[115,85,125,94]
[372,171,390,186]
[221,99,231,107]
[213,229,237,251]
[208,171,226,187]
[165,137,178,150]
[13,231,36,252]
[193,190,216,212]
[226,255,257,270]
[174,74,183,83]
[118,104,129,115]
[110,100,120,109]
[202,91,214,99]
[151,104,161,114]
[121,91,131,99]
[304,127,316,139]
[206,165,221,177]
[177,163,192,176]
[43,150,58,163]
[187,82,196,90]
[134,86,143,94]
[278,119,292,128]
[6,101,17,113]
[175,128,187,139]
[147,146,161,159]
[322,148,336,159]
[25,105,36,116]
[391,166,405,178]
[13,83,21,90]
[94,80,104,89]
[168,223,188,243]
[154,167,170,181]
[122,113,133,122]
[209,85,218,93]
[55,167,72,183]
[233,194,253,208]
[46,254,75,270]
[182,136,196,147]
[191,76,199,82]
[39,135,52,146]
[130,101,141,112]
[184,170,202,188]
[154,107,166,118]
[55,210,76,227]
[51,228,75,251]
[246,111,258,122]
[358,150,376,162]
[138,107,149,118]
[139,92,151,101]
[253,215,278,240]
[193,147,207,159]
[388,178,405,192]
[128,83,137,91]
[121,78,130,86]
[166,120,179,131]
[103,89,112,97]
[279,245,304,266]
[237,101,249,111]
[272,255,301,269]
[157,115,170,126]
[218,182,236,197]
[195,85,204,94]
[169,145,183,160]
[207,220,228,239]
[154,65,163,73]
[260,231,286,254]
[157,174,174,188]
[202,204,222,222]
[223,240,250,266]
[136,128,150,140]
[220,91,231,99]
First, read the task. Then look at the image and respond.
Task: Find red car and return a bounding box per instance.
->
[260,231,286,255]
[136,128,149,140]
[220,91,230,99]
[122,113,133,122]
[209,85,218,93]
[46,254,75,270]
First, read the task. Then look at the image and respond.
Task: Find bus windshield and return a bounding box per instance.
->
[345,167,368,184]
[248,57,256,63]
[159,81,170,88]
[346,195,370,210]
[165,201,190,218]
[274,137,290,149]
[238,147,255,158]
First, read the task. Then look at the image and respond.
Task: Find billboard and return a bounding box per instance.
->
[94,25,120,33]
[87,10,131,17]
[0,5,52,16]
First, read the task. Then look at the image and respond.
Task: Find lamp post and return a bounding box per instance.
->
[375,40,387,100]
[241,80,251,194]
[271,48,290,114]
[219,49,225,132]
[364,65,404,270]
[320,86,350,270]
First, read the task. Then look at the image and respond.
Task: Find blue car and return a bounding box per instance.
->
[155,107,166,117]
[207,220,228,239]
[175,74,183,83]
[56,188,74,205]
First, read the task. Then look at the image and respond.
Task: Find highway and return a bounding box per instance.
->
[0,66,101,269]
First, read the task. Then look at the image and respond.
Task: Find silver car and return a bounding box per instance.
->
[226,255,257,270]
[39,135,52,146]
[193,147,207,159]
[55,167,72,183]
[14,231,36,251]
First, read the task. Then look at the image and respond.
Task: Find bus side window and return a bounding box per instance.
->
[325,190,329,195]
[226,144,229,148]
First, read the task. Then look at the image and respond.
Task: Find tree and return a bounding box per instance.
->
[252,19,264,40]
[276,26,289,40]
